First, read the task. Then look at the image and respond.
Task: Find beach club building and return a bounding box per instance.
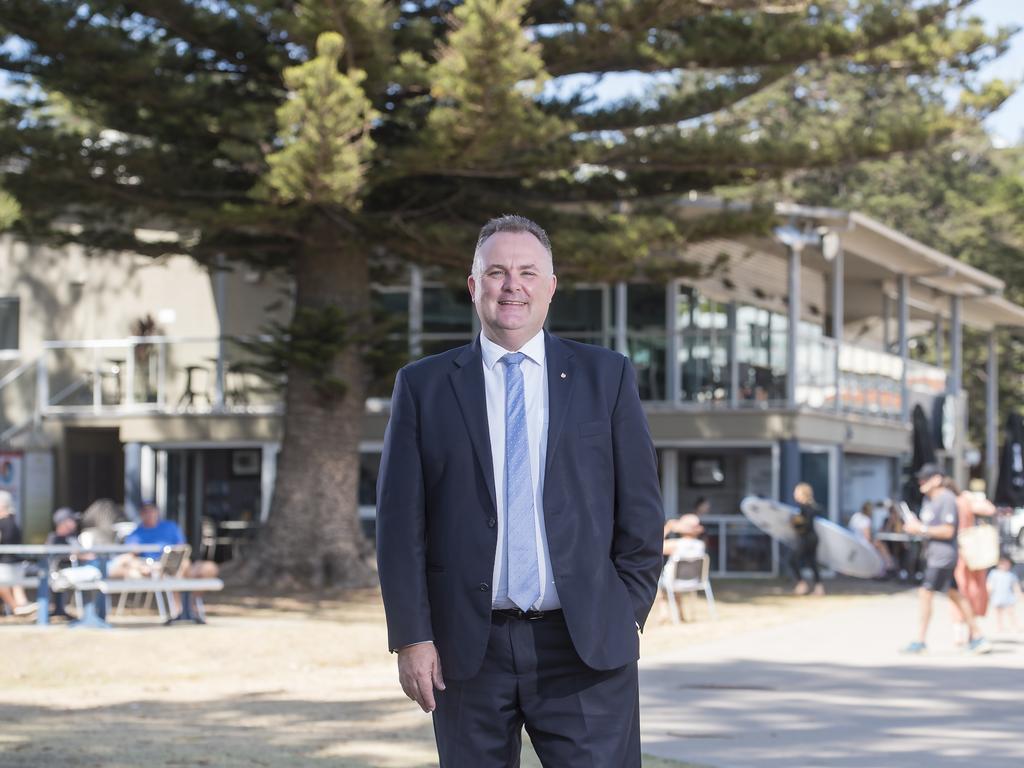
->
[2,201,1022,575]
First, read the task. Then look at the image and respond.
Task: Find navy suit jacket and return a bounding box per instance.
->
[376,332,663,681]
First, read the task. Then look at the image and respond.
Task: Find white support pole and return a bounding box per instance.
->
[832,243,844,413]
[615,282,628,356]
[213,253,227,410]
[409,265,423,358]
[660,449,678,521]
[986,331,999,494]
[261,443,279,523]
[666,282,679,404]
[950,296,963,395]
[786,245,801,407]
[898,274,909,422]
[140,444,156,507]
[124,442,142,520]
[728,302,739,408]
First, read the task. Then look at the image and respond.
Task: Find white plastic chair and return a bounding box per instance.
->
[660,552,716,623]
[115,544,191,620]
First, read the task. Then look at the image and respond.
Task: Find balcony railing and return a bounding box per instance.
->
[1,336,281,438]
[2,329,952,441]
[664,329,947,419]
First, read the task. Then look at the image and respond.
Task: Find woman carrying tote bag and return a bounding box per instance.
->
[945,479,998,644]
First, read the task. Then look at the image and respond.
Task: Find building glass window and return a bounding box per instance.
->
[678,290,730,403]
[735,305,787,405]
[0,297,18,351]
[422,283,473,356]
[626,283,666,401]
[368,287,410,397]
[548,284,611,347]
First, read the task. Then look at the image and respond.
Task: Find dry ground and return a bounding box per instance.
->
[0,579,903,767]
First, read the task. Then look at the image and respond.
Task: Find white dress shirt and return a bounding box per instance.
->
[480,330,561,611]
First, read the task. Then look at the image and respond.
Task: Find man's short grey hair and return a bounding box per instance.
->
[0,490,12,513]
[471,214,554,277]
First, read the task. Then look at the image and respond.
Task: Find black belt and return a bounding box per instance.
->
[492,607,559,621]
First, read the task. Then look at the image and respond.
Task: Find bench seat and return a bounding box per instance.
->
[89,578,224,594]
[0,576,41,589]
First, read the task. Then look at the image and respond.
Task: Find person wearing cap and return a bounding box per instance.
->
[901,463,990,655]
[44,507,81,618]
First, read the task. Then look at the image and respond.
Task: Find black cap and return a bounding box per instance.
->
[915,462,943,482]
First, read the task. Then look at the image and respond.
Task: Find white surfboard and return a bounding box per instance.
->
[739,496,799,548]
[813,517,886,578]
[740,496,886,578]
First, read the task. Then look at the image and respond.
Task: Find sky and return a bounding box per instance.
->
[974,0,1024,145]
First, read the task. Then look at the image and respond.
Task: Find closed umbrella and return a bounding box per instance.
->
[902,404,936,511]
[995,412,1024,508]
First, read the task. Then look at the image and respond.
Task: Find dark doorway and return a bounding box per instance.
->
[65,427,124,512]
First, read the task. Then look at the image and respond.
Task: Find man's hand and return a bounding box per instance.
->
[397,642,445,713]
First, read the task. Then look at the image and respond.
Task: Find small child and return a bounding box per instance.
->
[987,556,1022,633]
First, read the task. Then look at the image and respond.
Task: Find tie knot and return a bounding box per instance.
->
[501,352,526,369]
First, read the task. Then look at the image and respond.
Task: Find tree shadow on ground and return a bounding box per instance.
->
[641,653,1024,768]
[0,693,697,768]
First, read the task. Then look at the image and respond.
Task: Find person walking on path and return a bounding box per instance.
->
[945,479,995,644]
[901,464,991,655]
[790,483,824,596]
[987,556,1021,633]
[376,215,664,767]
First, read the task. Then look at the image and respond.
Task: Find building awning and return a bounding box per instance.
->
[963,295,1024,331]
[844,213,1004,298]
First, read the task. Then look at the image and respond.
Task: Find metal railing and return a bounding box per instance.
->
[1,336,281,438]
[667,329,947,419]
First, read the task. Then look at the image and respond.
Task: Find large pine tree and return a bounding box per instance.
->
[1,0,1014,587]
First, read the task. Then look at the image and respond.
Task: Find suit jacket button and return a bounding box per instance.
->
[487,517,496,528]
[478,582,490,592]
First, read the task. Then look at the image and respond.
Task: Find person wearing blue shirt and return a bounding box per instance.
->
[110,502,218,579]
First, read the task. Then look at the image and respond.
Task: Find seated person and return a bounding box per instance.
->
[109,502,219,580]
[849,501,894,574]
[45,507,81,617]
[0,490,36,616]
[46,507,80,559]
[663,513,706,559]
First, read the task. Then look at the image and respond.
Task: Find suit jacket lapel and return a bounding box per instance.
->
[450,338,497,514]
[545,331,575,475]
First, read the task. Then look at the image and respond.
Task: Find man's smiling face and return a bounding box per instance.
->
[468,231,557,350]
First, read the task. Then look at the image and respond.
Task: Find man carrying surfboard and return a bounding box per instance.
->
[900,463,991,655]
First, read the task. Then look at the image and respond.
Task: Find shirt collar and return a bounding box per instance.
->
[480,329,546,371]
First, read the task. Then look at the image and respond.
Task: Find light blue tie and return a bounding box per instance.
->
[502,352,540,612]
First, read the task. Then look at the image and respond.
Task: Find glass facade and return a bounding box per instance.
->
[626,283,667,401]
[548,285,611,346]
[367,270,945,421]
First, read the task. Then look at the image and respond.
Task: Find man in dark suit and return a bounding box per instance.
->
[377,214,663,766]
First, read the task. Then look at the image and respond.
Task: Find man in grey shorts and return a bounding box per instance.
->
[901,463,990,654]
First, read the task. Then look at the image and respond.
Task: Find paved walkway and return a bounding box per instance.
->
[640,588,1024,768]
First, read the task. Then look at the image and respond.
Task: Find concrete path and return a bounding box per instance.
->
[640,589,1024,768]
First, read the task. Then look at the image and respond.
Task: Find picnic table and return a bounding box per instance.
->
[0,543,163,627]
[873,532,926,580]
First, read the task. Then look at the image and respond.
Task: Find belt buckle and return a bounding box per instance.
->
[525,609,545,621]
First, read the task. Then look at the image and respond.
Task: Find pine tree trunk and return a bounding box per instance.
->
[234,215,374,589]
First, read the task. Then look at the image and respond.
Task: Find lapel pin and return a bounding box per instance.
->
[560,372,567,379]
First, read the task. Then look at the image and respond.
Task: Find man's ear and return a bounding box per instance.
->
[467,274,477,302]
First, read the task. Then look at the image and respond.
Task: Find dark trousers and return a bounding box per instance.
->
[432,610,641,768]
[788,534,821,584]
